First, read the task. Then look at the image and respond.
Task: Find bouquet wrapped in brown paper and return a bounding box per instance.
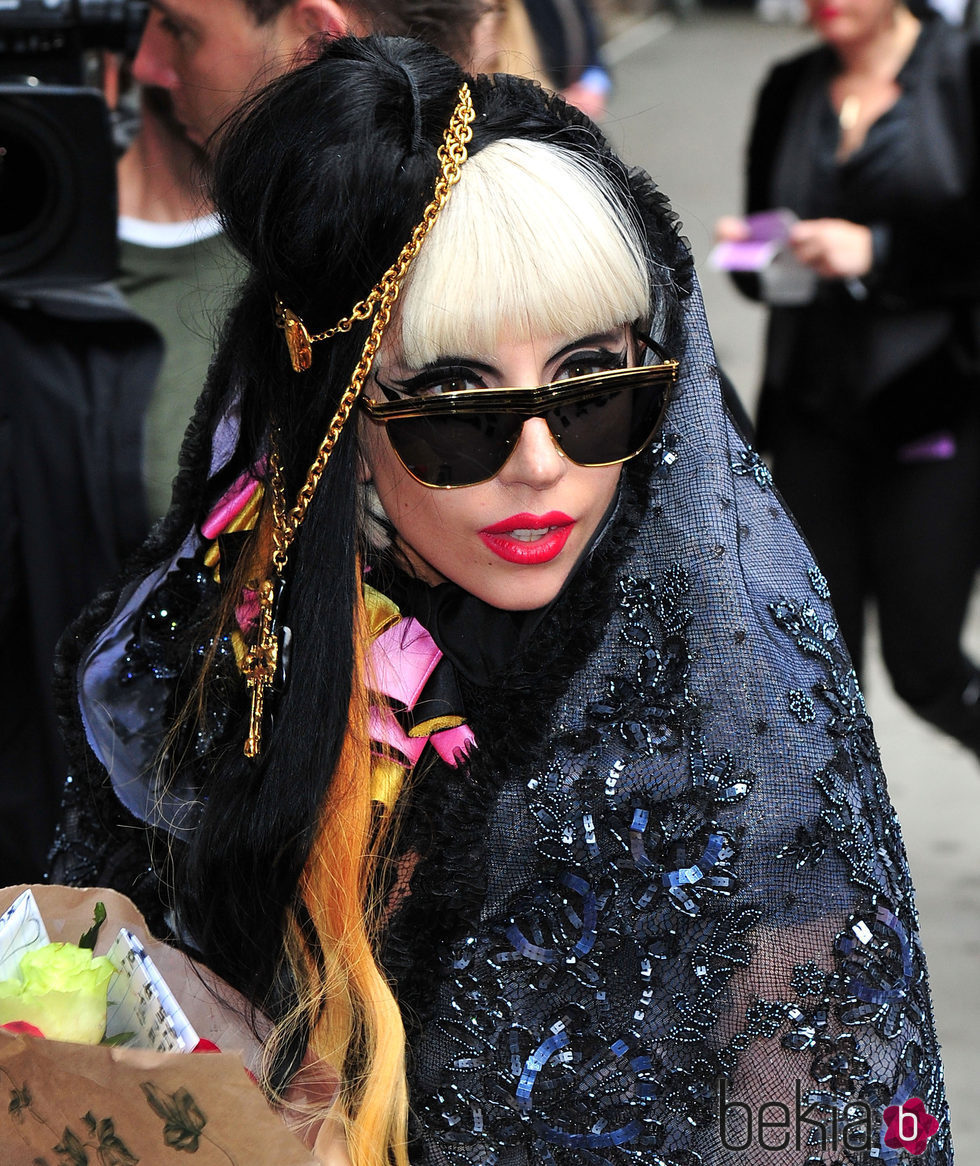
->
[0,884,318,1166]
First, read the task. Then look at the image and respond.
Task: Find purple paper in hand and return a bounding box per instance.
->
[709,209,797,272]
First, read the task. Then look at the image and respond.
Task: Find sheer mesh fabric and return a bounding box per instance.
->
[386,283,950,1165]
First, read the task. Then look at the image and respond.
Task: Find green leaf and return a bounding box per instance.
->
[78,902,107,951]
[100,1032,136,1047]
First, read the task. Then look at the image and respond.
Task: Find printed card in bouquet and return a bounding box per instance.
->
[0,885,316,1165]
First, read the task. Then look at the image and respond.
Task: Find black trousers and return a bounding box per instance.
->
[769,404,980,716]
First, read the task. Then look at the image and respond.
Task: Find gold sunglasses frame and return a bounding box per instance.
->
[359,359,679,488]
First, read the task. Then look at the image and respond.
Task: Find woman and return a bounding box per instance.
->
[51,35,950,1165]
[717,0,980,753]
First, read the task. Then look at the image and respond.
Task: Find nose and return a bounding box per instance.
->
[496,417,566,490]
[132,13,179,90]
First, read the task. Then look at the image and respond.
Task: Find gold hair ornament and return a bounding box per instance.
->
[243,82,475,758]
[274,82,475,377]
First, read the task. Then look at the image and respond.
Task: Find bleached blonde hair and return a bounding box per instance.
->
[395,137,654,366]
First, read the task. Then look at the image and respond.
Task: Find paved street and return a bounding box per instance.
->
[602,9,980,1155]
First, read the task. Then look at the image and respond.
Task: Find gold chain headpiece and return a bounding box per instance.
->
[242,82,475,758]
[274,81,475,379]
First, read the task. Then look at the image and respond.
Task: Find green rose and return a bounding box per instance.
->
[0,942,115,1044]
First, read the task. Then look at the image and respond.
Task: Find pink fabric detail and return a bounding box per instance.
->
[236,587,261,635]
[367,615,474,769]
[369,617,442,708]
[201,468,262,540]
[369,706,430,767]
[431,724,476,765]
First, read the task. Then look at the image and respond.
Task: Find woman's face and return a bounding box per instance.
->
[806,0,897,47]
[360,327,630,611]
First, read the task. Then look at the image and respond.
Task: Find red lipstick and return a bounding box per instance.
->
[479,512,575,565]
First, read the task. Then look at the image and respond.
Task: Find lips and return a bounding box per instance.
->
[479,512,575,565]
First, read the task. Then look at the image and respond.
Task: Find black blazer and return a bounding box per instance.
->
[735,18,980,417]
[744,22,980,309]
[0,285,162,882]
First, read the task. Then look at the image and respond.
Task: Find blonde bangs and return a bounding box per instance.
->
[396,138,652,366]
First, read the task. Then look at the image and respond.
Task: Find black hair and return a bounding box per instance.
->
[241,0,292,22]
[167,33,692,1086]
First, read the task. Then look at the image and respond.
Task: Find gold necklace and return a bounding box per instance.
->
[838,93,861,132]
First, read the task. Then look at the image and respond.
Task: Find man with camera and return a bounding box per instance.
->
[116,0,497,521]
[0,0,496,886]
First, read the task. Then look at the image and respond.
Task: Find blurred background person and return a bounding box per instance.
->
[117,0,504,520]
[0,48,163,887]
[130,0,498,152]
[115,83,241,524]
[715,0,980,755]
[494,0,613,118]
[117,0,507,523]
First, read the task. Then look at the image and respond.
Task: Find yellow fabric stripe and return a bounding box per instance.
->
[370,755,409,811]
[203,486,265,577]
[364,584,401,638]
[407,715,465,738]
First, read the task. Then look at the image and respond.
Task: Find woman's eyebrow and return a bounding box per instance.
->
[383,332,627,380]
[548,330,627,362]
[386,355,498,379]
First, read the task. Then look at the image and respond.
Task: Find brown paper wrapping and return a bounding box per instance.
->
[0,884,316,1165]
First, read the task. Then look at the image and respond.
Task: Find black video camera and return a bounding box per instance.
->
[0,0,149,289]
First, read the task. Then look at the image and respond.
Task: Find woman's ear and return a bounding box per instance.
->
[288,0,365,42]
[361,480,393,551]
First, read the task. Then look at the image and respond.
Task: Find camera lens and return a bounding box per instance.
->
[0,95,74,277]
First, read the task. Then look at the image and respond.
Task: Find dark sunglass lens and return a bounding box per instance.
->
[550,381,669,465]
[386,412,523,487]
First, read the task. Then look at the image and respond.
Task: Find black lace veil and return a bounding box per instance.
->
[384,274,952,1164]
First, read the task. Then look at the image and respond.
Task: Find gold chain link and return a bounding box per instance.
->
[243,83,473,757]
[270,82,474,574]
[268,440,289,570]
[274,81,474,358]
